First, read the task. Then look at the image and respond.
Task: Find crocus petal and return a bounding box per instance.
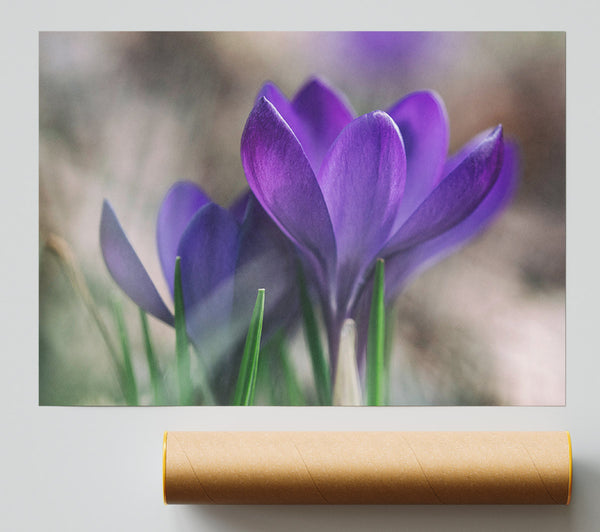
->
[235,195,299,339]
[100,200,174,325]
[291,77,355,172]
[256,81,301,134]
[241,96,336,277]
[437,139,519,249]
[317,110,406,310]
[442,128,492,177]
[383,140,519,300]
[176,203,240,349]
[156,181,210,295]
[384,125,504,254]
[386,91,449,229]
[352,142,518,372]
[257,79,355,174]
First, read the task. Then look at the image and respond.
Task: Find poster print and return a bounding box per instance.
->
[39,32,565,406]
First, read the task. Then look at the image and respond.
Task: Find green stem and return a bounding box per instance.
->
[367,258,385,406]
[174,257,193,405]
[297,263,331,405]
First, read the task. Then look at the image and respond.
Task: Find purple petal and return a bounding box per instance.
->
[256,82,309,153]
[156,181,210,296]
[176,203,240,349]
[291,77,355,172]
[100,200,174,325]
[352,143,517,372]
[235,195,299,339]
[241,96,336,278]
[384,139,519,301]
[442,128,493,177]
[384,125,504,254]
[317,111,406,311]
[386,91,449,229]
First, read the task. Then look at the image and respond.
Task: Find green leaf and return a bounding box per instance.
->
[113,300,138,406]
[233,288,265,406]
[139,309,165,405]
[297,264,331,405]
[254,340,274,405]
[253,329,289,405]
[367,258,386,406]
[174,257,193,405]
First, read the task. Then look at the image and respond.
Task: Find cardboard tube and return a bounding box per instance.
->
[163,431,572,505]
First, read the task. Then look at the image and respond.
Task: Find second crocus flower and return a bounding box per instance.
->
[100,182,298,397]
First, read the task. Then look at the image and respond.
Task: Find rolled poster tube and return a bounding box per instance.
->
[163,431,571,504]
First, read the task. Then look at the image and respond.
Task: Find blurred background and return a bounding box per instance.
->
[39,32,565,405]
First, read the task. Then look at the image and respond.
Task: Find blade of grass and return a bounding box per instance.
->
[297,264,331,405]
[139,309,165,405]
[254,328,285,405]
[255,336,275,405]
[233,289,265,406]
[367,258,385,406]
[174,257,193,405]
[113,300,139,406]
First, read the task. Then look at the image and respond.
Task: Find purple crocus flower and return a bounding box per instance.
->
[100,182,297,369]
[241,77,518,375]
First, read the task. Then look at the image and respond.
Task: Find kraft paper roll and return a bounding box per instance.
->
[163,431,572,505]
